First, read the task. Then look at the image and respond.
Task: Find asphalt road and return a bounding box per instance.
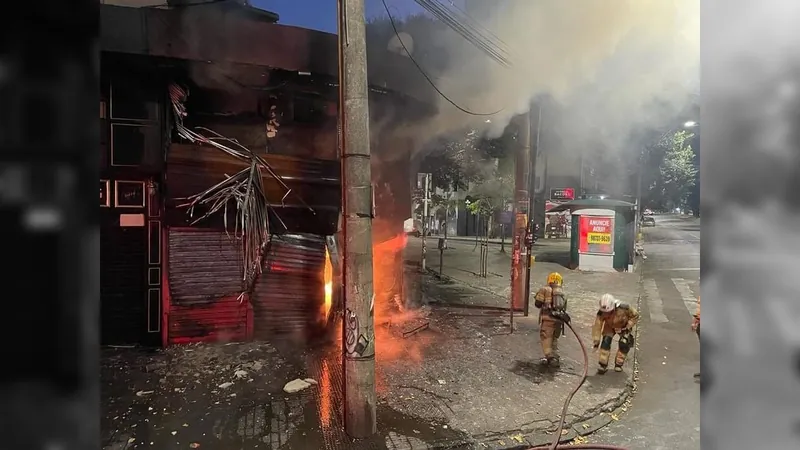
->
[593,215,701,450]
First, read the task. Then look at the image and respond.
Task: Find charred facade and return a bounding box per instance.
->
[99,2,435,347]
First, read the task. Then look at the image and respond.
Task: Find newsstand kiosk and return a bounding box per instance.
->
[546,199,635,272]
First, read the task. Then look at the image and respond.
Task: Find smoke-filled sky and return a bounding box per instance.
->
[412,0,698,153]
[253,0,699,176]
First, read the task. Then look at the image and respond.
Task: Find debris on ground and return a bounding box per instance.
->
[218,382,234,389]
[283,378,318,393]
[402,321,430,338]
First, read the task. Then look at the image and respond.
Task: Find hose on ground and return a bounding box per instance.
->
[527,320,629,450]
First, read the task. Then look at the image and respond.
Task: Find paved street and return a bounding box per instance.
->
[593,215,701,450]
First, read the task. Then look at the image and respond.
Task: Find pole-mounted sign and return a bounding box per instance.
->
[550,187,575,202]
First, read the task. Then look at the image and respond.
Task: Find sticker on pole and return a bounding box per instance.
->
[579,216,614,254]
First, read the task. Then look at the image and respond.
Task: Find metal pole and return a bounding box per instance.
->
[421,173,430,271]
[523,102,542,317]
[634,148,644,257]
[439,245,444,277]
[338,0,376,438]
[510,112,531,316]
[500,223,505,252]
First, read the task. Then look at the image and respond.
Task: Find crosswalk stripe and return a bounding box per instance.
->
[643,278,668,323]
[670,278,698,317]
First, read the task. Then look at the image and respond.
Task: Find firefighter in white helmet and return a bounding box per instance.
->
[592,294,640,374]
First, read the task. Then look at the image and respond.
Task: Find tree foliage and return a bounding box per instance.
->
[419,129,509,191]
[644,130,698,210]
[466,166,514,217]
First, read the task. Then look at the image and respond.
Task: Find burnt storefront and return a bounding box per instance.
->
[99,2,436,347]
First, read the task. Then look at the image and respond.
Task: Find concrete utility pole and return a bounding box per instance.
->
[510,112,531,319]
[337,0,376,438]
[523,102,542,316]
[421,173,430,271]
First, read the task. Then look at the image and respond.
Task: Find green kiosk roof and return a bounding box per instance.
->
[547,198,635,213]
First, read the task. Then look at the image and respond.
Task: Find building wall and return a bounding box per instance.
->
[100,66,165,347]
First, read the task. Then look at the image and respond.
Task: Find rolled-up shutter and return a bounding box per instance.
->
[252,234,325,341]
[167,229,248,344]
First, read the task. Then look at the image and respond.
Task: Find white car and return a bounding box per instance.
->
[643,209,654,215]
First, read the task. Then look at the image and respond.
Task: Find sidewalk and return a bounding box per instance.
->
[412,238,636,309]
[102,249,640,450]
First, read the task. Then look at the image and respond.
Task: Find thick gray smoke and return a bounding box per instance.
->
[399,0,699,161]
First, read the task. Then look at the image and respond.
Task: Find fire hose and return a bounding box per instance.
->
[527,319,630,450]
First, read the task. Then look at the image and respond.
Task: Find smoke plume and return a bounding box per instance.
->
[386,0,699,163]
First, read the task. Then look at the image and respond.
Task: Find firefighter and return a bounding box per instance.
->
[592,294,640,374]
[534,272,570,367]
[691,294,700,379]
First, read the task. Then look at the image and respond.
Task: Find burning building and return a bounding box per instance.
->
[99,1,437,347]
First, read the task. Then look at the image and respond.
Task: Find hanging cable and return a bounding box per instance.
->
[381,0,503,116]
[413,0,514,68]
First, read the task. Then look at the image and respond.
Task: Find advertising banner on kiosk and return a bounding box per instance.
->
[578,216,614,254]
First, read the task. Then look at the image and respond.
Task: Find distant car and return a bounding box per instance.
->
[643,209,654,215]
[642,216,656,227]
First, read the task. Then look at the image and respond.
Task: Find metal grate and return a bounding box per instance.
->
[251,234,326,341]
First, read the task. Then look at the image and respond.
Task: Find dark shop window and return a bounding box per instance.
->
[110,123,158,166]
[110,81,159,122]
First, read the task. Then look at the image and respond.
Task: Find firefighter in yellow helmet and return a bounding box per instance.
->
[534,272,571,367]
[592,294,640,374]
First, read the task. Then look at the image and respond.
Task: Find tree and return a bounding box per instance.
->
[418,130,505,191]
[644,130,698,210]
[465,158,514,237]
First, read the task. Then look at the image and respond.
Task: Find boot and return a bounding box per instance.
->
[539,357,550,366]
[549,357,561,368]
[597,365,608,375]
[614,364,624,372]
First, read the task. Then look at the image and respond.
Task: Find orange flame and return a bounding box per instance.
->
[323,247,333,320]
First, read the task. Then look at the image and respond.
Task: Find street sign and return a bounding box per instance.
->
[550,187,575,201]
[498,211,512,225]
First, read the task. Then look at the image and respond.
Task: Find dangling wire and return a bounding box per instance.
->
[380,0,503,117]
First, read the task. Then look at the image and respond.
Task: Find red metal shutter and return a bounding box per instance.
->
[251,234,326,342]
[167,229,249,344]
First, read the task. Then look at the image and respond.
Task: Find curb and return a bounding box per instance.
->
[418,269,644,450]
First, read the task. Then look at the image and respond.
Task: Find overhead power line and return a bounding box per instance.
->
[381,0,503,116]
[413,0,513,68]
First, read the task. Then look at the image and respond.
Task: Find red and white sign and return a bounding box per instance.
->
[578,216,614,254]
[550,188,575,201]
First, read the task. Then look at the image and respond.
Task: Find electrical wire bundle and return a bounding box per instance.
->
[411,0,514,68]
[380,0,503,116]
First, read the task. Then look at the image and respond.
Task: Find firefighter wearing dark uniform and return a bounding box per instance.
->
[534,272,570,368]
[592,294,640,374]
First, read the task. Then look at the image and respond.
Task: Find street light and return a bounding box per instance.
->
[683,121,697,128]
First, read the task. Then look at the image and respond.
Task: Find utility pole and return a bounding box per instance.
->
[510,112,531,322]
[523,102,542,316]
[337,0,376,438]
[421,173,430,271]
